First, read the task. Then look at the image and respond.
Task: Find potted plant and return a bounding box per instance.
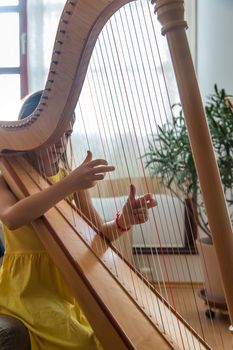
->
[144,84,233,303]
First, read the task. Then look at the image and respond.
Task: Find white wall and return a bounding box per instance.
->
[197,0,233,100]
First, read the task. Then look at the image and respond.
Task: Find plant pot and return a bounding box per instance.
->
[196,237,226,303]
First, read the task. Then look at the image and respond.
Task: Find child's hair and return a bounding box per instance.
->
[18,90,43,120]
[18,90,75,174]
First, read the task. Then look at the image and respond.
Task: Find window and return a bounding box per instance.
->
[0,0,28,121]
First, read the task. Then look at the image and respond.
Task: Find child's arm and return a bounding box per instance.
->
[0,154,115,230]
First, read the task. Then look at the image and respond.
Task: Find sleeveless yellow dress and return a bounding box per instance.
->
[0,171,104,350]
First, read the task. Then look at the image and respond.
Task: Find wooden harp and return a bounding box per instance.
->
[0,0,232,349]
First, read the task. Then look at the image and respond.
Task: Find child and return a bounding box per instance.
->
[0,91,157,349]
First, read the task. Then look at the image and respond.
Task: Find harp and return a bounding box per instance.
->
[0,0,232,349]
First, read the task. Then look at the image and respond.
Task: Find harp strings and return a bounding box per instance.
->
[115,1,203,343]
[76,101,145,299]
[138,2,206,329]
[84,7,169,325]
[135,2,224,344]
[120,1,188,290]
[97,2,183,333]
[139,2,225,344]
[94,0,184,300]
[68,0,222,345]
[74,64,172,333]
[73,0,188,344]
[84,74,168,326]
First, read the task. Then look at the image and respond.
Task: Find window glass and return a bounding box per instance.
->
[0,13,19,67]
[0,1,18,5]
[0,75,21,121]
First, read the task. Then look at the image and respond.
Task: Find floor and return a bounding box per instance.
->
[156,284,232,350]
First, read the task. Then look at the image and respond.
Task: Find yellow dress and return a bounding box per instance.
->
[0,171,104,350]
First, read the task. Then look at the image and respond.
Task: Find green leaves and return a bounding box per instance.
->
[145,105,197,198]
[206,85,233,193]
[144,84,233,236]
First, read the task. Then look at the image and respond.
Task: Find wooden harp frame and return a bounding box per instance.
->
[0,0,232,348]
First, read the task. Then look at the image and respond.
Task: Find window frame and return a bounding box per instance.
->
[0,0,28,100]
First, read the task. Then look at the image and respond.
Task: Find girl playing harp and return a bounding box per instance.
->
[0,91,157,350]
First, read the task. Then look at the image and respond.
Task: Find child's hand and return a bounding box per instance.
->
[118,184,157,229]
[68,151,115,191]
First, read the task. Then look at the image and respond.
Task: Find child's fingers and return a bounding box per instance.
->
[146,198,157,208]
[93,174,105,181]
[132,209,149,223]
[134,194,157,208]
[89,159,109,167]
[92,165,115,174]
[133,196,147,208]
[132,207,148,216]
[128,184,136,201]
[81,150,93,164]
[141,193,157,208]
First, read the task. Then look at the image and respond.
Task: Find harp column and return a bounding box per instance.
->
[154,0,233,324]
